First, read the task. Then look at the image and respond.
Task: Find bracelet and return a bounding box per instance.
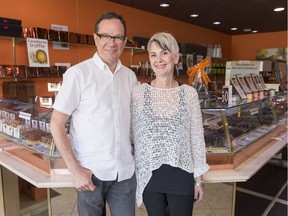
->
[195,179,203,187]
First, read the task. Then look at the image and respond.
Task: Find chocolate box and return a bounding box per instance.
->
[69,32,78,43]
[86,34,95,45]
[0,17,21,26]
[0,24,22,37]
[14,65,27,78]
[48,29,59,41]
[0,65,14,78]
[59,31,69,42]
[26,67,38,78]
[34,27,48,39]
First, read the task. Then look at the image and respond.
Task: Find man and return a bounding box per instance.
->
[50,12,138,216]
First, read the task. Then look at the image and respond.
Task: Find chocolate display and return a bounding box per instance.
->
[203,101,278,150]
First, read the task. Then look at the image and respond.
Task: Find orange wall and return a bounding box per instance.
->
[0,0,286,98]
[231,31,287,60]
[0,0,231,64]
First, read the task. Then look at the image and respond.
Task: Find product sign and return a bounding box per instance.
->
[225,61,261,85]
[51,24,69,50]
[26,38,50,67]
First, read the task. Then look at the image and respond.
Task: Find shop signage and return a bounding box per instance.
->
[225,61,262,85]
[26,38,50,67]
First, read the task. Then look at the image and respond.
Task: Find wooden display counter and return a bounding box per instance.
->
[206,122,287,171]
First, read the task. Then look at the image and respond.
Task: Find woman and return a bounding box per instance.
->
[131,32,209,216]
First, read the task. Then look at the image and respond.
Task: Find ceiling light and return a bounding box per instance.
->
[243,28,252,32]
[274,7,285,12]
[190,14,199,18]
[160,3,170,7]
[213,21,221,25]
[252,30,258,33]
[231,27,238,31]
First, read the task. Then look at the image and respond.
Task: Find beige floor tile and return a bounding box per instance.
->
[51,188,77,215]
[213,208,232,216]
[203,183,229,197]
[194,198,211,210]
[193,209,216,216]
[205,195,233,209]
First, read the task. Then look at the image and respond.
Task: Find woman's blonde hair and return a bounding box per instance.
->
[147,32,179,54]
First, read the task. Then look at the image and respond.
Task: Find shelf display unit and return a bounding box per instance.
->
[202,93,287,170]
[0,35,145,79]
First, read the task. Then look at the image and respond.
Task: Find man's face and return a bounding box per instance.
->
[93,18,126,67]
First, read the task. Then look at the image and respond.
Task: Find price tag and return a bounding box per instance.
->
[222,85,232,104]
[31,119,38,129]
[19,111,31,120]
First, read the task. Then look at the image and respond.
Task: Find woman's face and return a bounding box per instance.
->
[149,42,179,77]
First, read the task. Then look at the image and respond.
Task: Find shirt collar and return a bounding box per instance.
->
[93,52,122,74]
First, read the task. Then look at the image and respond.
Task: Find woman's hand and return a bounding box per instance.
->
[194,184,204,202]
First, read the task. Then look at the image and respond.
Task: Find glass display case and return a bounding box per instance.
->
[0,94,286,174]
[0,98,69,175]
[201,93,287,170]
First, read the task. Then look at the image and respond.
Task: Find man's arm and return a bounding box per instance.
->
[50,109,95,191]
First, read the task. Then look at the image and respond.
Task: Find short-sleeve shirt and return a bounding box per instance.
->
[53,52,138,181]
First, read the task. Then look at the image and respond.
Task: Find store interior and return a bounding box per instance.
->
[0,0,287,216]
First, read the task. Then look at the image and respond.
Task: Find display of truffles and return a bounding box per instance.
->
[203,102,278,151]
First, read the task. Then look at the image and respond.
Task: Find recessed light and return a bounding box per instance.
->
[231,27,238,31]
[190,14,199,18]
[243,28,252,32]
[160,3,170,7]
[252,30,258,33]
[213,21,221,25]
[274,7,285,12]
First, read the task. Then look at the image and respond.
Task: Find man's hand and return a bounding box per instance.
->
[73,167,96,192]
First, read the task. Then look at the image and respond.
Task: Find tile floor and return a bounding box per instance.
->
[21,152,287,216]
[49,183,234,216]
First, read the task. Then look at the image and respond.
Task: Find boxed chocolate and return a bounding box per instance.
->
[86,34,95,45]
[26,67,38,78]
[16,81,35,103]
[14,65,27,78]
[49,66,59,77]
[0,24,22,37]
[22,27,36,38]
[48,29,59,41]
[78,33,86,44]
[37,67,50,77]
[57,66,68,77]
[34,27,48,39]
[69,32,78,43]
[0,65,14,78]
[2,81,17,100]
[0,17,21,26]
[59,31,69,42]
